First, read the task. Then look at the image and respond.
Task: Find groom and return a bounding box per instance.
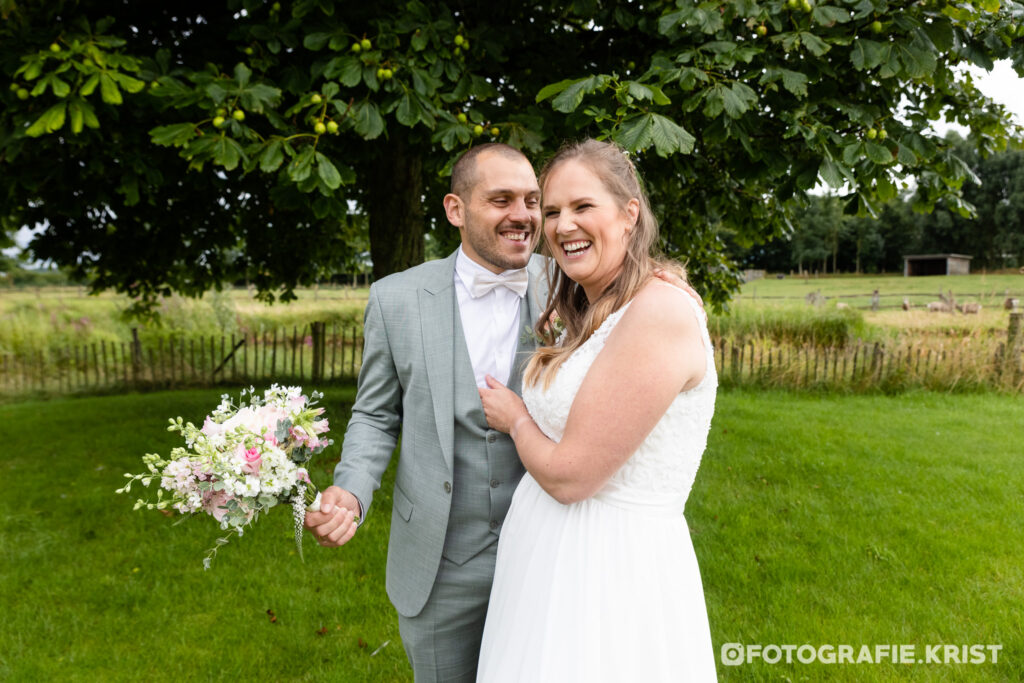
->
[305,143,545,681]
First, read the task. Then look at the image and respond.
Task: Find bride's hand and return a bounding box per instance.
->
[479,375,531,435]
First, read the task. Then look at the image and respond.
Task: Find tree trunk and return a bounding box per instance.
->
[363,132,425,281]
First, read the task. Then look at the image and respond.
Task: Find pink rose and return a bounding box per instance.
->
[242,447,261,476]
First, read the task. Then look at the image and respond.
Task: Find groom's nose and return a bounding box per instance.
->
[506,196,533,225]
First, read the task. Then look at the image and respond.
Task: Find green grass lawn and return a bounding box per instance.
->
[1,388,1022,681]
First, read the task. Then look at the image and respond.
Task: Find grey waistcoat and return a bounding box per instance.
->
[441,294,534,565]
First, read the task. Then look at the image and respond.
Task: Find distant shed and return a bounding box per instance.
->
[903,254,972,277]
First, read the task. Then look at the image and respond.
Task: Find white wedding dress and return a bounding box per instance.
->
[477,293,718,682]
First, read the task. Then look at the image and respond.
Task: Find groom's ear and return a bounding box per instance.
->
[443,193,465,228]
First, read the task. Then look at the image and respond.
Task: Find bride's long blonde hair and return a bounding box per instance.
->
[525,139,686,388]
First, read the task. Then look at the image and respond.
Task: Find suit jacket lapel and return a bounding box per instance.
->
[507,297,531,395]
[509,255,548,394]
[419,251,459,475]
[526,254,549,329]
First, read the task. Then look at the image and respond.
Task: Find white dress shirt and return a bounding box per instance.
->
[454,247,525,388]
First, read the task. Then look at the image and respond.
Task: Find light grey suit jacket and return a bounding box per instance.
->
[334,249,547,617]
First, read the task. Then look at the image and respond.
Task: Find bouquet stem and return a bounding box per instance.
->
[293,481,321,562]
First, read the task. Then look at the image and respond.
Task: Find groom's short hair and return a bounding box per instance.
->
[451,143,532,200]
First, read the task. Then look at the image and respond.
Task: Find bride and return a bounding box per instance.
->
[476,139,718,681]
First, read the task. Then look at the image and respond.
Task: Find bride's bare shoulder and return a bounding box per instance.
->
[629,279,700,322]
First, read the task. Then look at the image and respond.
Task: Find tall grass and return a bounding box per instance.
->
[713,334,1023,395]
[708,305,872,348]
[0,287,368,359]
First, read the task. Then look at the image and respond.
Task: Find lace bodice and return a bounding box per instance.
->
[522,290,717,499]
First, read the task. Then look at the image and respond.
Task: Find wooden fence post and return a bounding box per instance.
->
[311,321,326,384]
[330,324,338,381]
[271,328,278,378]
[1006,312,1023,384]
[291,326,298,378]
[131,327,142,387]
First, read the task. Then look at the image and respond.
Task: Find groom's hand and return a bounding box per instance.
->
[305,485,360,548]
[653,268,706,319]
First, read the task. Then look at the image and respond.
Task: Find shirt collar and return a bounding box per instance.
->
[454,245,528,293]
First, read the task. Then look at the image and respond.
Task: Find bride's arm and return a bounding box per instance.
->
[480,281,707,504]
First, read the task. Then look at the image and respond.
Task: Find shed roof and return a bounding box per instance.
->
[902,254,973,260]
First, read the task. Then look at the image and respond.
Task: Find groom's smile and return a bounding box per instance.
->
[444,149,541,274]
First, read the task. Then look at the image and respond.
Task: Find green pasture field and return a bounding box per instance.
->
[3,273,1021,359]
[737,272,1024,302]
[0,286,370,359]
[1,387,1021,681]
[721,273,1024,349]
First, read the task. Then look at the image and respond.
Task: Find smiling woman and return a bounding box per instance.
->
[526,139,685,387]
[541,160,638,302]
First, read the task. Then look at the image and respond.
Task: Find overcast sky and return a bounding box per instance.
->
[938,60,1024,134]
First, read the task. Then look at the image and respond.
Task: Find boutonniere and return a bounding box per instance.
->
[519,312,565,347]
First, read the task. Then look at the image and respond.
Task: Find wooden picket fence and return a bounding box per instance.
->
[712,335,1024,393]
[2,317,1023,397]
[0,323,363,395]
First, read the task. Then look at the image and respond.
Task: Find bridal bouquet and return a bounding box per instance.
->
[117,385,332,568]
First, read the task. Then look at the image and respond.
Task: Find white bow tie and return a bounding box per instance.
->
[468,268,529,298]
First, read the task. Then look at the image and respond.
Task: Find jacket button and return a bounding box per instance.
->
[487,433,497,443]
[490,479,500,488]
[443,482,452,494]
[489,520,499,530]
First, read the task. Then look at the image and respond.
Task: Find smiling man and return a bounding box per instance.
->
[305,143,546,682]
